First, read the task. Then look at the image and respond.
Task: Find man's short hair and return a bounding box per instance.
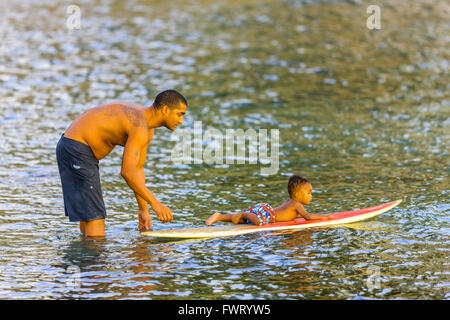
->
[153,90,187,110]
[288,174,310,197]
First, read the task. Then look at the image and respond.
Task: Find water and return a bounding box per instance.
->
[0,0,448,299]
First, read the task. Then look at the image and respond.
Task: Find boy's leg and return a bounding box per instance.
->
[231,212,246,224]
[241,212,260,225]
[80,219,105,237]
[206,213,234,225]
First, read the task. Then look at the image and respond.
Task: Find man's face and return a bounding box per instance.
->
[164,103,187,131]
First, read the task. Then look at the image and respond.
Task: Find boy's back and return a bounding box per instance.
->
[274,199,303,222]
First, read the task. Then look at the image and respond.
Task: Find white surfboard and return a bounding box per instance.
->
[141,200,402,239]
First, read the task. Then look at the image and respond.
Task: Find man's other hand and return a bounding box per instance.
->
[152,202,173,223]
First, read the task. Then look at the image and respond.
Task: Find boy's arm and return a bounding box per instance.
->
[295,202,331,220]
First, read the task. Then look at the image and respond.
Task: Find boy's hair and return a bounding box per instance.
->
[288,174,310,197]
[153,89,187,110]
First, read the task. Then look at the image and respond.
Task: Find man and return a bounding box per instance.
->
[56,90,187,237]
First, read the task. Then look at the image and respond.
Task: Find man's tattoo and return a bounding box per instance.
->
[122,107,146,127]
[103,108,115,117]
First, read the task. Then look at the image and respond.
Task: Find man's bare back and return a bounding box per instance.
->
[57,90,188,237]
[64,102,152,160]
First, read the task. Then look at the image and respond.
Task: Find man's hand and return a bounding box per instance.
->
[152,202,173,223]
[138,211,152,231]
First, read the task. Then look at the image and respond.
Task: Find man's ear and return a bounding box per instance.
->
[161,105,169,116]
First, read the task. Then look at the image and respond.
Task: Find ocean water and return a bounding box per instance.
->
[0,0,448,299]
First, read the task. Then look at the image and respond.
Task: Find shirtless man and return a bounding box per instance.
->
[56,90,187,237]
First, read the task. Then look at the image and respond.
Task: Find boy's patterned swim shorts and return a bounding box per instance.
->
[244,203,276,225]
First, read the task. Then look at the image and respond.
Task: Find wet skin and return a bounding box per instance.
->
[64,102,186,236]
[205,183,334,226]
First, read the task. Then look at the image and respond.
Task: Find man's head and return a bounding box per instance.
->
[153,90,187,131]
[288,174,313,204]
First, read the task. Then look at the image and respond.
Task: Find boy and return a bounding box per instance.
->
[56,90,187,237]
[205,174,334,226]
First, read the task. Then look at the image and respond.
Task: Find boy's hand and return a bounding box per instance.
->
[152,202,173,223]
[138,211,152,231]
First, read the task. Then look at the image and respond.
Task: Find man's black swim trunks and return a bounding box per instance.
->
[56,134,106,222]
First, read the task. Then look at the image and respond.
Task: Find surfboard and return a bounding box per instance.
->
[141,199,402,239]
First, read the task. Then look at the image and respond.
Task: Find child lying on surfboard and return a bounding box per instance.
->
[205,174,334,226]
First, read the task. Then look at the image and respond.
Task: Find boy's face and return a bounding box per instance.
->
[292,183,313,204]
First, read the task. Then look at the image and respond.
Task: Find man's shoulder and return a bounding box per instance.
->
[126,126,154,148]
[113,103,147,129]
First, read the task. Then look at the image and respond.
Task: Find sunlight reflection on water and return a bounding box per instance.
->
[0,0,448,299]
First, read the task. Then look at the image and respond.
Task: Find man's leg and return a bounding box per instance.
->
[80,219,105,237]
[80,221,86,235]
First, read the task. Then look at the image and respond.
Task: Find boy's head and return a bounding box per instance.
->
[153,90,187,131]
[288,174,313,204]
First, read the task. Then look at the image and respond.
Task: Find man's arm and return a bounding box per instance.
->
[120,128,173,223]
[133,128,153,213]
[133,145,149,212]
[134,191,148,212]
[134,174,152,231]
